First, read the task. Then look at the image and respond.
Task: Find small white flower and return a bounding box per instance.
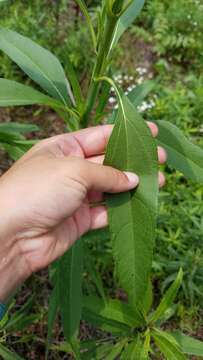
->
[109,97,116,104]
[137,76,144,84]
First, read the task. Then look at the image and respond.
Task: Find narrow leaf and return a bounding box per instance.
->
[82,297,131,335]
[128,80,155,108]
[156,120,203,183]
[149,268,183,323]
[108,80,154,124]
[121,338,146,359]
[0,79,60,107]
[142,278,153,315]
[0,344,24,360]
[0,122,39,134]
[1,144,25,160]
[112,0,145,47]
[104,93,158,308]
[83,296,144,328]
[75,0,97,50]
[142,329,151,359]
[66,54,83,106]
[152,329,187,360]
[106,339,127,360]
[0,29,70,105]
[5,296,37,332]
[171,331,203,356]
[58,240,83,342]
[82,343,114,360]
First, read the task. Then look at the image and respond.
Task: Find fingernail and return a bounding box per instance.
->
[124,172,139,187]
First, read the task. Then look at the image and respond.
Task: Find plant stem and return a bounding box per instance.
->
[81,12,118,127]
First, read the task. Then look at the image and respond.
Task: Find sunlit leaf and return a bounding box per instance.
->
[106,339,127,360]
[149,268,183,323]
[121,337,147,359]
[171,331,203,356]
[83,296,144,328]
[0,29,70,105]
[82,297,131,335]
[152,328,186,360]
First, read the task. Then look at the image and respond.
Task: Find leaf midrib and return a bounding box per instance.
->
[121,111,155,300]
[0,35,67,105]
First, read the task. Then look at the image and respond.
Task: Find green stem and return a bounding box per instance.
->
[81,12,118,127]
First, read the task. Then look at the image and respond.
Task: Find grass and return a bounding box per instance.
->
[0,0,202,358]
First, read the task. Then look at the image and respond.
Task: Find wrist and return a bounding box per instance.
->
[0,239,31,303]
[0,182,31,302]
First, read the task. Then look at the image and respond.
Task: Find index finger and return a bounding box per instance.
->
[73,125,113,157]
[64,122,158,158]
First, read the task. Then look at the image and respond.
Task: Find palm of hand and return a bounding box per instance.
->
[2,124,165,274]
[14,128,108,273]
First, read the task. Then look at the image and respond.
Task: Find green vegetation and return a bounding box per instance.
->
[0,0,202,358]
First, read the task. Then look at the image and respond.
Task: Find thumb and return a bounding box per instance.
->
[72,158,139,193]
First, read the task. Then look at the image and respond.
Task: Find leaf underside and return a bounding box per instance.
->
[104,94,158,309]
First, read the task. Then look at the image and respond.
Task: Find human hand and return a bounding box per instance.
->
[0,124,166,301]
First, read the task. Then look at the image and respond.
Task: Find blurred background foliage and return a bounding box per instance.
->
[0,0,203,358]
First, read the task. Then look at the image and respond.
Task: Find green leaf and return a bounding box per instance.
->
[84,248,106,300]
[0,129,24,142]
[0,79,60,107]
[149,268,183,323]
[121,338,146,359]
[0,29,70,105]
[0,344,24,360]
[142,278,153,315]
[82,343,114,360]
[104,93,158,309]
[58,240,83,343]
[75,0,97,50]
[108,80,154,124]
[171,331,203,356]
[112,0,145,47]
[106,339,127,360]
[156,120,203,183]
[1,144,25,160]
[83,296,144,328]
[128,80,155,108]
[152,329,187,360]
[142,329,151,359]
[5,296,37,332]
[65,54,83,107]
[0,122,39,134]
[82,297,131,335]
